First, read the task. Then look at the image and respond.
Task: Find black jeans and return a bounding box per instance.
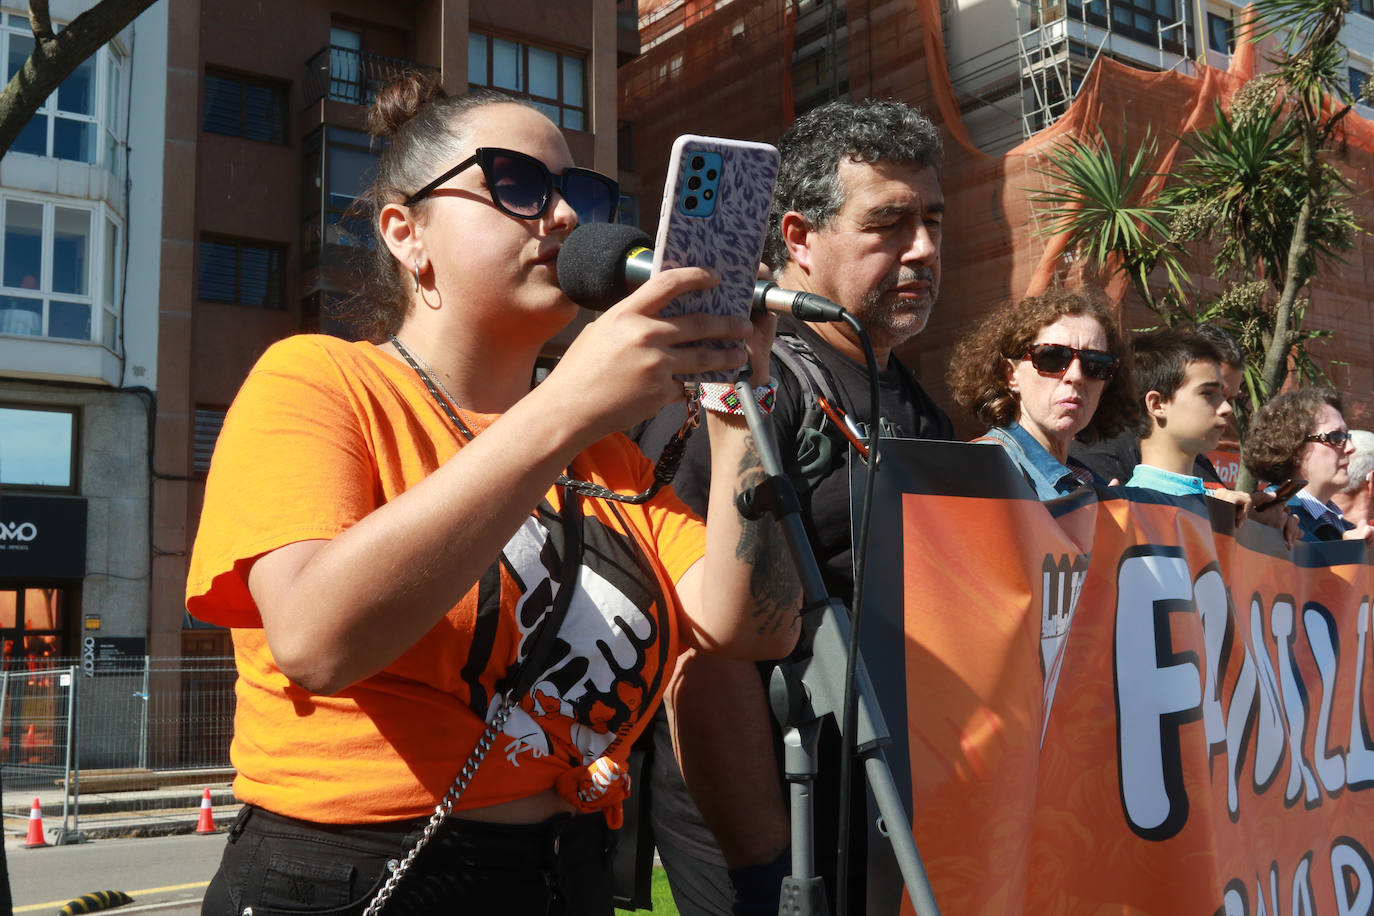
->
[202,804,616,915]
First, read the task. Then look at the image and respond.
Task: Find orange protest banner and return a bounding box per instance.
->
[859,441,1373,914]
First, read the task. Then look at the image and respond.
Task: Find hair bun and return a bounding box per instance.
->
[367,70,447,139]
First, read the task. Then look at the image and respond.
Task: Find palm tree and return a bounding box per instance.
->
[1027,0,1366,486]
[1240,0,1363,405]
[1027,130,1189,321]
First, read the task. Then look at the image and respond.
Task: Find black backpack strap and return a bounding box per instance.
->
[771,332,848,496]
[771,332,846,424]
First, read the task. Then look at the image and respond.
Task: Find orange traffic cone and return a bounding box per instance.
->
[195,787,216,834]
[23,797,47,847]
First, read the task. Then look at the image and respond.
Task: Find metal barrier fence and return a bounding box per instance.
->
[1,656,236,793]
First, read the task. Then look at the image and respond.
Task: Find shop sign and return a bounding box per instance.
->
[0,494,87,579]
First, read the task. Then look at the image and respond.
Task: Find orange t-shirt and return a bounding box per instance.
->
[186,335,704,823]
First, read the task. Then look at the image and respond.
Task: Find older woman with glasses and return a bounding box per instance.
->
[187,74,799,915]
[1243,388,1374,544]
[947,289,1138,499]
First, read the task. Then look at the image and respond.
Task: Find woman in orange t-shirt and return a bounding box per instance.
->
[189,73,799,915]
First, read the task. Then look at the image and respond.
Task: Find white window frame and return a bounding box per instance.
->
[0,192,123,350]
[1,10,128,174]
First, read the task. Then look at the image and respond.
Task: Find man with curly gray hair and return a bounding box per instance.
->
[764,98,944,359]
[634,98,952,916]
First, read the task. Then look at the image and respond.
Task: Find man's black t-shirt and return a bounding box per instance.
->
[628,316,953,914]
[635,316,953,596]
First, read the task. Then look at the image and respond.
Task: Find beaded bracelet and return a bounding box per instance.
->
[697,379,778,416]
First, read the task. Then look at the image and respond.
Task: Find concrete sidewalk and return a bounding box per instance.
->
[3,776,240,844]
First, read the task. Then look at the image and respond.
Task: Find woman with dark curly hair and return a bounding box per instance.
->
[186,73,799,914]
[947,289,1138,499]
[1243,388,1374,543]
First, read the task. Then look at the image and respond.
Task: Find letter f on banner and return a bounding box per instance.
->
[1115,547,1203,840]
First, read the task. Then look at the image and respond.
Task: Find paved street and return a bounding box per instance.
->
[7,832,224,914]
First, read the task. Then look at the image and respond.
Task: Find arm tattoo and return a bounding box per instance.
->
[733,434,802,636]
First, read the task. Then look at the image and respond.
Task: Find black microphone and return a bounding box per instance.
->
[557,222,847,322]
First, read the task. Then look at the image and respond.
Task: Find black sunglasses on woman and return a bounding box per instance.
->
[404,147,619,225]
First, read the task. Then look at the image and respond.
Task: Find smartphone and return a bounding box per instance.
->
[652,135,780,382]
[1254,478,1306,511]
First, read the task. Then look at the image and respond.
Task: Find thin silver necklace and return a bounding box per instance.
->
[391,335,477,435]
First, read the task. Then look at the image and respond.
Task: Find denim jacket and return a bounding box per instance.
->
[979,422,1093,501]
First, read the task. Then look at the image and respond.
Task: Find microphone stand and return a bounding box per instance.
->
[730,336,940,916]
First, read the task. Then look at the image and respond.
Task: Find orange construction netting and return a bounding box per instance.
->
[621,0,1374,430]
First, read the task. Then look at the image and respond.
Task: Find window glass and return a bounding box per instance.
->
[198,239,238,302]
[1352,67,1368,99]
[0,406,75,487]
[48,300,89,339]
[1207,12,1232,53]
[529,47,558,98]
[563,108,583,131]
[4,201,43,290]
[0,296,42,335]
[7,32,32,81]
[106,53,121,132]
[57,55,95,115]
[492,38,522,91]
[237,246,280,307]
[51,207,90,295]
[53,117,94,162]
[203,73,240,136]
[12,116,45,156]
[104,218,117,304]
[199,237,283,308]
[468,33,487,85]
[562,56,583,107]
[242,83,285,143]
[203,70,286,143]
[328,145,377,209]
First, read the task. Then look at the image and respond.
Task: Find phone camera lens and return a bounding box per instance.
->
[687,176,702,191]
[706,169,718,180]
[690,155,706,171]
[703,189,714,201]
[683,195,698,210]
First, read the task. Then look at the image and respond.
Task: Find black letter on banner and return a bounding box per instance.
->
[1195,565,1235,755]
[1330,836,1374,916]
[1272,595,1320,807]
[1248,593,1288,796]
[1303,602,1345,796]
[1115,546,1202,840]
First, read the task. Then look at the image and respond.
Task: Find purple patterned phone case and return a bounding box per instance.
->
[652,135,780,382]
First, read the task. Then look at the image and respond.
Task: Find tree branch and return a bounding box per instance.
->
[29,1,54,41]
[0,0,159,158]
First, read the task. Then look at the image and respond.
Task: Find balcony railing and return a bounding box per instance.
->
[302,45,438,109]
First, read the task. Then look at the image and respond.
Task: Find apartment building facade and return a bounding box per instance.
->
[0,0,169,667]
[4,0,635,664]
[159,0,634,656]
[618,0,1374,432]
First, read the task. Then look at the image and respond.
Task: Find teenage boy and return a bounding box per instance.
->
[1125,327,1234,495]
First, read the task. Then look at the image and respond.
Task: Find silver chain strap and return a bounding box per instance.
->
[361,694,517,916]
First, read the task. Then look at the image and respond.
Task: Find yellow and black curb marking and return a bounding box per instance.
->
[57,890,134,914]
